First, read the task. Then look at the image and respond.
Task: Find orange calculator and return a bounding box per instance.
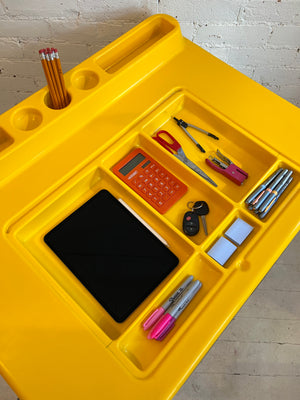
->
[112,148,187,214]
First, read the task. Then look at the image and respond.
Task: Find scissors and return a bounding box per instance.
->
[153,130,217,187]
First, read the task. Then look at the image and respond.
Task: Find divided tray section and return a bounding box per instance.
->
[0,15,183,167]
[140,89,278,203]
[11,164,194,343]
[0,64,105,181]
[110,253,226,376]
[101,131,235,245]
[0,16,181,180]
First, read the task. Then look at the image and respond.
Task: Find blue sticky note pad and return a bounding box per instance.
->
[207,236,237,266]
[224,218,254,246]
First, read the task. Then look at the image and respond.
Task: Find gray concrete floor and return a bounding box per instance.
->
[1,232,299,399]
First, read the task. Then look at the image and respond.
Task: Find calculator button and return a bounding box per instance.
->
[132,178,138,185]
[174,184,181,190]
[168,189,175,196]
[137,183,144,190]
[159,181,165,187]
[169,180,176,186]
[150,163,156,169]
[143,178,150,184]
[148,182,154,189]
[164,176,170,182]
[153,195,159,203]
[138,174,145,180]
[142,187,148,194]
[157,200,164,207]
[144,169,150,174]
[153,186,159,193]
[163,193,169,201]
[163,185,170,192]
[154,176,160,183]
[154,168,160,174]
[158,190,164,197]
[159,171,166,178]
[147,191,154,198]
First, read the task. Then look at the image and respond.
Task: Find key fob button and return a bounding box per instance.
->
[183,212,199,236]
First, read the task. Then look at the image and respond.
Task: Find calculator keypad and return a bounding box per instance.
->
[135,163,176,204]
[112,149,188,214]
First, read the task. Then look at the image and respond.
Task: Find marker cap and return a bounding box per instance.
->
[143,307,164,331]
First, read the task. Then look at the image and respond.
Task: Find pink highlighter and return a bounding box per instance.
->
[148,280,202,341]
[142,275,194,331]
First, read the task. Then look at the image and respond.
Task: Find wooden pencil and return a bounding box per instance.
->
[45,48,62,109]
[52,48,69,106]
[49,49,66,107]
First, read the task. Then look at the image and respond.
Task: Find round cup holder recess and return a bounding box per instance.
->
[71,69,100,90]
[12,108,43,131]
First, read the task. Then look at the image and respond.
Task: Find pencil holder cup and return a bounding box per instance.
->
[44,90,71,110]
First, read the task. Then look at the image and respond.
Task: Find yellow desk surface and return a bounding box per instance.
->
[0,14,299,400]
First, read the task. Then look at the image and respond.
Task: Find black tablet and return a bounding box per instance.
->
[44,189,179,322]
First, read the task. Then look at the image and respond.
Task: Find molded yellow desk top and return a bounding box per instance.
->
[0,14,299,400]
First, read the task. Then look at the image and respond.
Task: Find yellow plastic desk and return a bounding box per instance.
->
[0,14,299,400]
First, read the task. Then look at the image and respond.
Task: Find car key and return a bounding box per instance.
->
[183,211,199,236]
[193,201,209,235]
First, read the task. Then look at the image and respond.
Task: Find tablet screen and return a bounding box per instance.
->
[44,189,179,322]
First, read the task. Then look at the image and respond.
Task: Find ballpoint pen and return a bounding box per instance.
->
[148,280,202,340]
[259,177,293,219]
[245,168,283,205]
[257,170,293,213]
[253,168,288,210]
[143,275,194,330]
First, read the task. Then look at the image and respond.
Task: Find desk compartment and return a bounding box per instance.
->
[13,163,194,342]
[8,86,299,374]
[140,89,278,203]
[114,254,226,374]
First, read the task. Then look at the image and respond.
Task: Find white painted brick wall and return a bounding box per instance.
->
[0,0,299,114]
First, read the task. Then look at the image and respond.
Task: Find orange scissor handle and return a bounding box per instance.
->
[152,130,181,154]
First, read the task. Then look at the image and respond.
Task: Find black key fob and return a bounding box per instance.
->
[183,211,199,236]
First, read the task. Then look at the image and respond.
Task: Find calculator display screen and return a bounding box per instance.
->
[119,153,145,176]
